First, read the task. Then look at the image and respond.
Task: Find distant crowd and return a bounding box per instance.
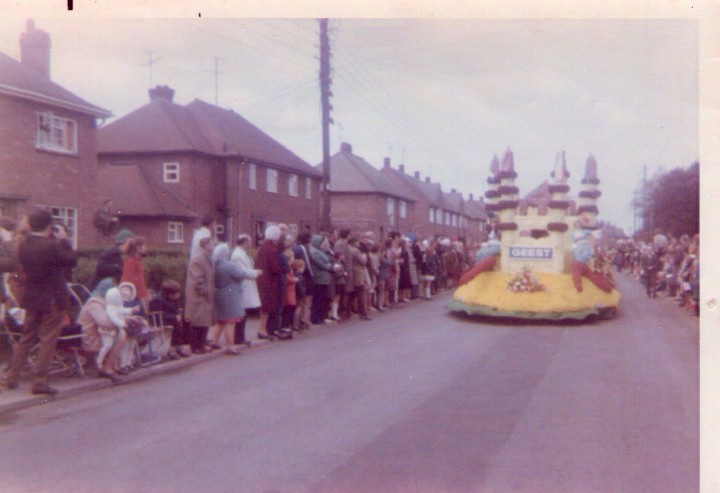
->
[601,229,700,315]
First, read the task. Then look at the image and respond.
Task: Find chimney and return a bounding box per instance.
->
[469,193,474,201]
[20,19,51,80]
[149,85,175,102]
[451,188,457,193]
[383,157,390,168]
[341,142,353,154]
[399,164,405,174]
[425,177,430,183]
[414,171,420,179]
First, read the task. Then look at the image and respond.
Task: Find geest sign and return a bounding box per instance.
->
[508,246,553,260]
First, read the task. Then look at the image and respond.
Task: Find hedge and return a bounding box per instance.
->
[72,247,190,293]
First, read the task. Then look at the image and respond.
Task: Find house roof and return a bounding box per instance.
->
[98,95,320,177]
[380,166,445,208]
[97,164,198,219]
[463,197,488,221]
[0,52,111,118]
[442,190,465,214]
[321,145,416,201]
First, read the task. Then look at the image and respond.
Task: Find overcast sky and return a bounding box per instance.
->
[0,17,699,234]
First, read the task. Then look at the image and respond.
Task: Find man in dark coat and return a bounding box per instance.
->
[5,210,77,394]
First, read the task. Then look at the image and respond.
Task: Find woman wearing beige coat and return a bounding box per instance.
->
[184,237,215,354]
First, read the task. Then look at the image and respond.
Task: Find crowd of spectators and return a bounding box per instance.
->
[603,229,700,315]
[3,208,697,395]
[0,212,475,393]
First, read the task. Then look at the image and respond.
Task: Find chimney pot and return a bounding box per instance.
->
[341,142,353,154]
[383,157,390,168]
[20,19,51,80]
[469,193,474,200]
[425,177,430,183]
[451,188,457,193]
[414,171,420,179]
[149,85,175,102]
[399,164,405,174]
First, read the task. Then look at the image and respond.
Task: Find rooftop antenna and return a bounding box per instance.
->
[213,56,223,106]
[143,51,163,88]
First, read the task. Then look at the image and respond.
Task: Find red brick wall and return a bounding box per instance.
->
[98,153,321,247]
[0,95,100,247]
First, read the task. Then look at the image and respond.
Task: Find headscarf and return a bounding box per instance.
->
[264,225,281,241]
[212,242,231,263]
[92,278,115,299]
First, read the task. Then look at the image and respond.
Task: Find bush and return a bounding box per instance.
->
[72,247,189,292]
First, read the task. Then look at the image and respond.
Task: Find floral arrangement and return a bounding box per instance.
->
[507,266,547,293]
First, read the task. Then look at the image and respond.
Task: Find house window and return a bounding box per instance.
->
[168,222,184,243]
[399,201,407,219]
[288,174,298,197]
[267,168,278,193]
[429,208,434,224]
[163,162,180,183]
[305,177,312,199]
[445,211,450,226]
[248,163,257,190]
[45,206,77,247]
[452,214,458,227]
[387,198,395,216]
[36,112,77,154]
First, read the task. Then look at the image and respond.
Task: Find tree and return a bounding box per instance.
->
[639,162,699,238]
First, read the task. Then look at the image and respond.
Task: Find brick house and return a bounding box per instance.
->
[0,20,112,247]
[379,161,444,240]
[323,142,416,238]
[462,193,488,246]
[97,86,322,247]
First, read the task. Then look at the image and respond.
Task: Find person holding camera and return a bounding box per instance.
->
[4,210,77,395]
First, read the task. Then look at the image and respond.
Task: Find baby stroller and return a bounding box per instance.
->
[1,280,91,378]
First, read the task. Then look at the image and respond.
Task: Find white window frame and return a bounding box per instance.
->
[399,200,407,219]
[445,211,450,226]
[305,177,312,199]
[248,163,257,190]
[267,168,278,193]
[288,174,299,197]
[452,214,458,227]
[168,222,184,243]
[429,207,434,224]
[36,112,77,154]
[45,206,78,247]
[387,198,395,216]
[163,162,180,183]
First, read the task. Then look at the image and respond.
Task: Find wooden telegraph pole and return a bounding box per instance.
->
[319,19,333,231]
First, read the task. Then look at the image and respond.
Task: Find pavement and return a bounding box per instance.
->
[0,299,423,415]
[0,316,277,415]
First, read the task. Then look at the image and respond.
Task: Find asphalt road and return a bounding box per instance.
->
[0,273,698,493]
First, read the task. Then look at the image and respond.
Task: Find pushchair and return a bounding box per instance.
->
[1,280,91,378]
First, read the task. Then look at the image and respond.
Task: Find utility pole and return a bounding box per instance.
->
[319,18,333,231]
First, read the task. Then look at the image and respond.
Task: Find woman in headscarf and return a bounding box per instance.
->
[255,225,286,339]
[210,243,260,354]
[77,277,126,383]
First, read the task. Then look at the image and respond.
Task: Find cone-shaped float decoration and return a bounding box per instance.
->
[581,153,600,185]
[550,150,570,184]
[490,154,500,176]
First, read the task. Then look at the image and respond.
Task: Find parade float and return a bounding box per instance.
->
[448,149,621,321]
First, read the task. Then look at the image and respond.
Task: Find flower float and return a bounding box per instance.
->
[449,150,621,321]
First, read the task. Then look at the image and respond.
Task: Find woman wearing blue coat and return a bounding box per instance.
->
[211,243,261,354]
